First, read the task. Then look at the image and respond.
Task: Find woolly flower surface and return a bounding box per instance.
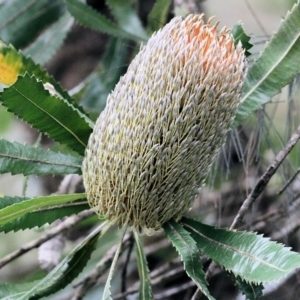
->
[82,14,247,233]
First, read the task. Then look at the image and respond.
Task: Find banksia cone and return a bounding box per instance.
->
[82,14,247,233]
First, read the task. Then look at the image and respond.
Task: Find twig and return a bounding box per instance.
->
[155,281,196,300]
[277,167,300,195]
[121,232,134,296]
[272,218,300,241]
[0,209,94,269]
[230,125,300,230]
[244,0,269,37]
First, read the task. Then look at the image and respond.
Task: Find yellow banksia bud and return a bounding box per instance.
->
[82,14,247,233]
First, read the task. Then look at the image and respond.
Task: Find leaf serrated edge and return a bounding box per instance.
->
[1,73,92,154]
[0,40,88,115]
[182,218,300,284]
[0,138,83,176]
[164,220,215,300]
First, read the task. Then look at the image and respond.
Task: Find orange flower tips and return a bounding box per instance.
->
[82,14,247,233]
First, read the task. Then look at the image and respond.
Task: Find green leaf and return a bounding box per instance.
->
[0,200,89,233]
[0,74,92,155]
[0,193,85,226]
[81,37,129,113]
[0,223,108,300]
[102,226,127,300]
[231,22,252,56]
[234,2,300,125]
[0,0,64,49]
[65,0,147,42]
[0,40,85,114]
[23,11,74,65]
[106,0,148,41]
[0,195,28,209]
[163,219,215,300]
[0,139,82,176]
[182,218,300,284]
[133,231,153,300]
[233,275,264,300]
[0,281,38,300]
[147,0,171,34]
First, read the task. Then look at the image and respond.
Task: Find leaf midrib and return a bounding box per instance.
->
[0,152,81,168]
[12,85,87,148]
[241,22,300,103]
[183,223,286,273]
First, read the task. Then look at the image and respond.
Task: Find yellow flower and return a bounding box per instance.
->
[82,14,247,233]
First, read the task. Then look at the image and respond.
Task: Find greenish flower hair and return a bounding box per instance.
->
[82,14,247,233]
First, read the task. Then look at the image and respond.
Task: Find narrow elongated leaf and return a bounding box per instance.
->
[133,231,153,300]
[164,220,215,300]
[231,22,252,56]
[182,218,300,284]
[234,2,300,125]
[233,276,263,300]
[0,0,64,49]
[23,11,74,65]
[0,74,92,155]
[102,226,127,300]
[65,0,146,42]
[0,193,85,226]
[0,40,86,113]
[147,0,171,34]
[81,37,129,113]
[6,223,108,300]
[0,139,82,176]
[0,200,89,233]
[106,0,148,41]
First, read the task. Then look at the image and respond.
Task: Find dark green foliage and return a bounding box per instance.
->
[0,139,82,176]
[0,74,92,155]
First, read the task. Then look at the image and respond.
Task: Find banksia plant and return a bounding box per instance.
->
[3,2,300,299]
[82,14,247,232]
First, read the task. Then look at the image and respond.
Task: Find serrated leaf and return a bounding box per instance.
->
[0,193,85,226]
[65,0,146,42]
[163,219,215,300]
[133,231,153,300]
[0,200,89,233]
[234,2,300,125]
[0,139,82,176]
[81,37,129,113]
[0,223,108,300]
[147,0,171,34]
[231,22,252,56]
[0,39,86,113]
[182,218,300,284]
[106,0,148,41]
[0,0,64,49]
[0,74,92,155]
[102,226,127,300]
[232,275,264,300]
[23,11,74,65]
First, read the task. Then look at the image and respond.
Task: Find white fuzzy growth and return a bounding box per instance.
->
[82,14,247,232]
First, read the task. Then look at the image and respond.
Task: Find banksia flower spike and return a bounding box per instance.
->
[82,14,247,233]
